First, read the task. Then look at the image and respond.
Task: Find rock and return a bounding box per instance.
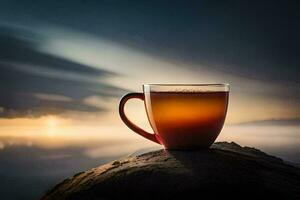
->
[41,142,300,200]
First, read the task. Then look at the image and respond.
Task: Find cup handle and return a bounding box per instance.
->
[119,92,160,144]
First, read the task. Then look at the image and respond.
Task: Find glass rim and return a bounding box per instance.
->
[143,83,229,87]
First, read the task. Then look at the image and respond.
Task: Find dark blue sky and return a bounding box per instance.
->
[0,0,299,118]
[1,0,299,82]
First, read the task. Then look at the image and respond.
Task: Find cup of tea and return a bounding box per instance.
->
[119,84,229,150]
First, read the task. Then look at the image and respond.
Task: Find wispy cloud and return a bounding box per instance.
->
[231,118,300,126]
[0,26,125,118]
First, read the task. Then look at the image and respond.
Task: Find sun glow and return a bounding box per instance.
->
[0,114,149,150]
[45,116,59,137]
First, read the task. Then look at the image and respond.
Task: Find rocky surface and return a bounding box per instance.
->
[41,142,300,200]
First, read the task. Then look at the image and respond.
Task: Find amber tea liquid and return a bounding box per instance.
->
[145,91,229,149]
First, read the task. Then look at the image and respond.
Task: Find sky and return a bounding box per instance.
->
[0,0,299,148]
[0,1,299,199]
[0,0,299,124]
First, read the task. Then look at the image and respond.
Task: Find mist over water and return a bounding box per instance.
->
[220,124,300,163]
[0,122,299,200]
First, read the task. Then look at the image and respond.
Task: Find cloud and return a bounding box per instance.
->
[0,1,299,84]
[0,26,125,118]
[233,118,300,126]
[34,93,72,102]
[101,1,299,84]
